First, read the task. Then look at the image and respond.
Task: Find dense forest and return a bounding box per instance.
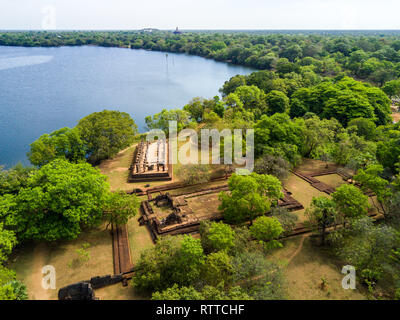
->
[1,31,400,300]
[3,30,400,86]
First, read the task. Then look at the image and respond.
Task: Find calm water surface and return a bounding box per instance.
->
[0,46,254,167]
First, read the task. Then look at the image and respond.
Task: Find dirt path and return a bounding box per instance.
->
[287,235,307,265]
[30,243,52,300]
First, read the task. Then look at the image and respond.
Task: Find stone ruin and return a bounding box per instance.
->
[58,282,97,300]
[58,274,123,300]
[139,185,304,242]
[128,139,172,182]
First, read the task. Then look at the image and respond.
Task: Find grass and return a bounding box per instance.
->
[268,236,367,300]
[166,179,228,196]
[126,216,154,264]
[317,174,347,189]
[9,222,151,300]
[284,174,328,222]
[98,144,137,192]
[10,225,114,300]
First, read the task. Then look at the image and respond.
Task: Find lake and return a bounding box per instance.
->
[0,46,254,168]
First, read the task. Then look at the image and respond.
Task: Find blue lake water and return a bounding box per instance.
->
[0,46,254,167]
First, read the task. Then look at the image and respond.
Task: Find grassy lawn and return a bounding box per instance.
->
[126,217,154,264]
[268,236,367,300]
[166,179,228,196]
[9,222,151,300]
[284,174,328,222]
[98,144,137,192]
[317,174,347,189]
[10,225,114,300]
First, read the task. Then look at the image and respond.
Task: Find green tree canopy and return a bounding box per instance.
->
[383,79,400,98]
[199,221,235,253]
[249,216,284,249]
[0,164,36,196]
[77,110,138,164]
[11,159,110,241]
[151,283,251,300]
[233,85,268,118]
[354,164,391,215]
[27,127,86,167]
[219,173,283,224]
[331,184,369,222]
[145,108,189,135]
[254,154,290,181]
[0,265,27,300]
[265,90,290,115]
[347,118,377,141]
[102,191,140,229]
[201,251,234,287]
[306,197,337,245]
[132,235,205,292]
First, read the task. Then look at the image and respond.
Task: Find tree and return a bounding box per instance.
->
[254,154,290,181]
[176,164,211,186]
[332,132,377,169]
[219,75,246,97]
[232,251,286,300]
[246,70,276,92]
[386,192,400,228]
[347,118,376,141]
[331,184,369,223]
[0,164,36,196]
[254,113,304,164]
[270,206,298,235]
[103,191,140,229]
[383,79,400,98]
[280,44,303,62]
[0,223,17,263]
[199,221,235,253]
[0,266,27,300]
[151,283,251,300]
[354,164,391,215]
[27,127,86,167]
[276,58,296,75]
[201,251,234,287]
[297,116,341,158]
[132,235,205,292]
[376,129,400,172]
[151,284,204,300]
[265,90,290,115]
[323,90,375,127]
[11,159,110,241]
[249,216,284,249]
[233,85,268,118]
[305,197,337,245]
[77,110,138,164]
[290,77,391,126]
[183,97,206,123]
[335,217,397,289]
[145,108,190,135]
[219,173,283,225]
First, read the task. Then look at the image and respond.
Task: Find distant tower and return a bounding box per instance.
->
[173,27,182,35]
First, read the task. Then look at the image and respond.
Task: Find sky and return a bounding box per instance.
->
[1,0,400,30]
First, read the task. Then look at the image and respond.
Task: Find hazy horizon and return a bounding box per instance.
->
[1,0,400,31]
